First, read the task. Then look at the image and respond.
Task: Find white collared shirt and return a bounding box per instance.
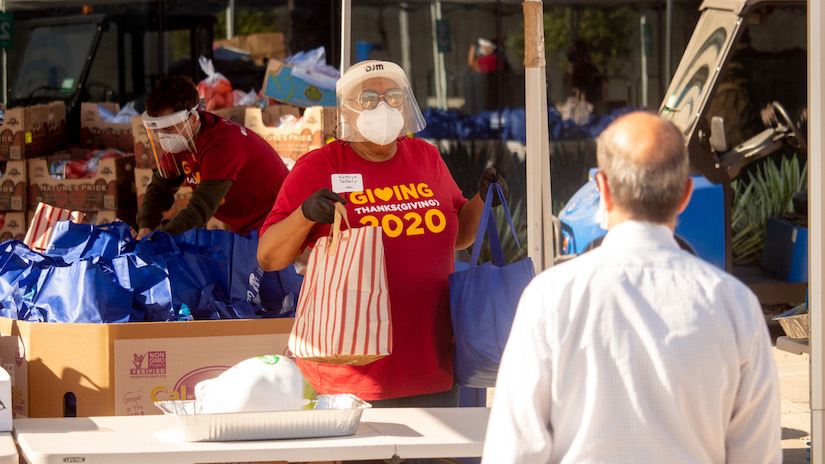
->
[483,221,780,464]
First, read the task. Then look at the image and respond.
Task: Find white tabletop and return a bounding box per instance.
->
[13,407,490,464]
[364,407,489,460]
[0,432,17,464]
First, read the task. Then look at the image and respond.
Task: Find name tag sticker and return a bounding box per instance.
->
[331,174,364,193]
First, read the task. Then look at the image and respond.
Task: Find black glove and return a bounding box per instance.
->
[478,167,508,207]
[301,189,347,224]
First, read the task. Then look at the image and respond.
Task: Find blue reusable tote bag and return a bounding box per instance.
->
[449,183,536,388]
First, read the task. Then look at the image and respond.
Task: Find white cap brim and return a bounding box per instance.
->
[336,61,409,97]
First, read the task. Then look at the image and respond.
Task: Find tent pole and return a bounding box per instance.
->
[400,3,412,75]
[225,0,234,39]
[430,0,447,109]
[523,0,551,272]
[809,2,824,461]
[340,0,351,73]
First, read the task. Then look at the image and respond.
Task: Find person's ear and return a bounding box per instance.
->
[675,177,694,215]
[595,171,613,210]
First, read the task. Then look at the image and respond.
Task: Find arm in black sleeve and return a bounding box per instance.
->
[136,172,185,230]
[159,179,233,236]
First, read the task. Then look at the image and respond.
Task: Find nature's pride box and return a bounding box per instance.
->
[0,317,293,418]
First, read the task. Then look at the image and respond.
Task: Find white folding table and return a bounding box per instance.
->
[13,407,489,464]
[0,433,17,463]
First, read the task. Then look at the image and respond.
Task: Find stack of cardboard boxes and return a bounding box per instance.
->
[26,102,137,227]
[0,102,68,240]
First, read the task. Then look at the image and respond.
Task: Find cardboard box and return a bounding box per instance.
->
[0,103,61,160]
[214,32,286,65]
[78,210,119,226]
[135,168,230,230]
[46,101,67,154]
[262,59,337,108]
[131,115,154,170]
[0,211,26,242]
[245,106,335,168]
[761,215,808,282]
[212,106,249,125]
[79,102,135,152]
[0,161,26,211]
[28,155,136,211]
[0,317,294,418]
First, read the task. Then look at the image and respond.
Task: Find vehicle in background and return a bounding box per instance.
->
[6,6,216,143]
[557,0,808,305]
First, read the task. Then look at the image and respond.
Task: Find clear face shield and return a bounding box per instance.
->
[336,61,426,145]
[141,107,199,178]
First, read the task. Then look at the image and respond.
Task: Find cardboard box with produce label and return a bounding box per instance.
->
[0,103,59,161]
[0,317,294,418]
[244,105,335,168]
[0,211,26,242]
[28,154,135,211]
[79,102,135,152]
[0,160,27,211]
[131,115,154,170]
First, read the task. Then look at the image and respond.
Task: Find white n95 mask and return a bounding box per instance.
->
[355,102,405,146]
[159,132,190,154]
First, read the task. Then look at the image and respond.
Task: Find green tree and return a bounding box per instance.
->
[544,6,636,75]
[214,8,283,38]
[511,7,635,75]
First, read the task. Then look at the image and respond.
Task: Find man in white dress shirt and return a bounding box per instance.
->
[482,111,780,464]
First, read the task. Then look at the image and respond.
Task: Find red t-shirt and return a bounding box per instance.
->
[476,53,506,74]
[184,111,289,233]
[261,138,469,400]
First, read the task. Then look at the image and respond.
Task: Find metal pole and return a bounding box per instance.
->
[399,3,412,75]
[430,0,447,109]
[640,13,648,109]
[225,0,234,39]
[340,0,352,73]
[809,3,824,461]
[2,48,6,108]
[664,0,673,88]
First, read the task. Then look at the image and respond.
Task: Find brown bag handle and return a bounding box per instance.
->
[328,202,350,256]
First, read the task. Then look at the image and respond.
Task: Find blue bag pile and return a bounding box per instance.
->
[419,104,641,144]
[0,221,302,324]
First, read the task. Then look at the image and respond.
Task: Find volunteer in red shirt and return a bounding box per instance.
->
[257,60,507,406]
[136,75,289,237]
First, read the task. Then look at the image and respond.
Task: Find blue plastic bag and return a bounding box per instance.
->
[25,259,133,323]
[449,183,536,388]
[47,221,134,264]
[249,265,303,318]
[111,253,173,322]
[0,240,61,320]
[173,228,261,316]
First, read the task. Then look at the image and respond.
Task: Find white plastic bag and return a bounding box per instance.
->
[195,355,312,414]
[560,94,593,126]
[196,56,234,111]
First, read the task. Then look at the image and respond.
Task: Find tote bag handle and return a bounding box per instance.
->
[469,182,524,267]
[328,202,351,256]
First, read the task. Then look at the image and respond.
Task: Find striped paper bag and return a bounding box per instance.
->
[289,202,392,366]
[24,202,86,252]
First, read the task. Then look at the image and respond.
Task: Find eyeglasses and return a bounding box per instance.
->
[357,88,406,110]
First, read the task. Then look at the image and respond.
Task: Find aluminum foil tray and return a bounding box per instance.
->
[155,394,371,442]
[772,303,809,340]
